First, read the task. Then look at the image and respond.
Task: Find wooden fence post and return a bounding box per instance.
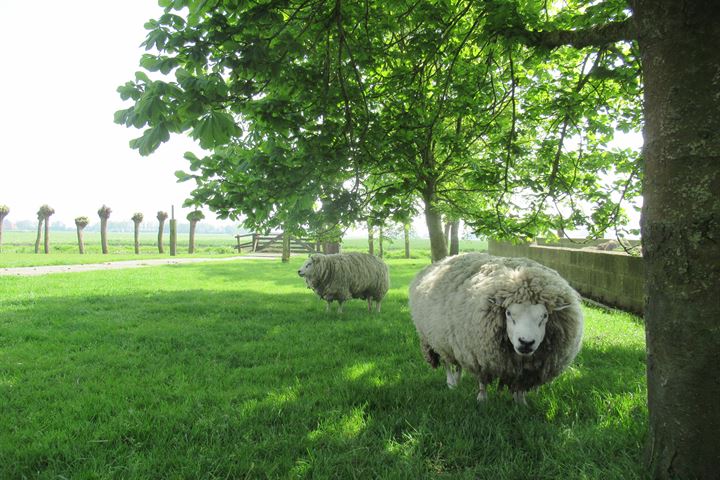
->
[169,206,177,256]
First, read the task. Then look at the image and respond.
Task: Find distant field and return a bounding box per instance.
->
[0,231,487,267]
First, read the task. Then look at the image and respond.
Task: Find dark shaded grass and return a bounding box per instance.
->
[0,259,647,479]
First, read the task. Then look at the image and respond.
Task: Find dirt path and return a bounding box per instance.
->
[0,254,280,277]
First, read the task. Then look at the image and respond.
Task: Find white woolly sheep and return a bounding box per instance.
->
[409,253,583,404]
[298,253,390,313]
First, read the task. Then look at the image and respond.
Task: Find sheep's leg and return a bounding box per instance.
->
[325,301,331,312]
[512,391,527,406]
[445,364,462,389]
[337,301,344,314]
[476,381,488,402]
[376,300,381,313]
[367,298,372,312]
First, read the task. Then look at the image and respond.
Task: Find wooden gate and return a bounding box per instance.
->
[234,233,317,254]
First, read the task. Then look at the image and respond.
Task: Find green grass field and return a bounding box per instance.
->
[0,258,647,479]
[0,231,487,267]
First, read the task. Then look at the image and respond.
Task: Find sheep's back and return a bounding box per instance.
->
[409,254,503,371]
[313,253,389,301]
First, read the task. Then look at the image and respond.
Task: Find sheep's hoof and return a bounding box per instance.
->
[445,366,461,389]
[476,381,488,402]
[513,391,527,406]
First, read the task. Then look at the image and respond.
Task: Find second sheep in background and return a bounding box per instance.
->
[298,252,390,313]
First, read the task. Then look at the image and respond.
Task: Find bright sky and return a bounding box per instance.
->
[0,1,220,227]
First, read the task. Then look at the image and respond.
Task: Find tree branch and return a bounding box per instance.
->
[526,19,636,49]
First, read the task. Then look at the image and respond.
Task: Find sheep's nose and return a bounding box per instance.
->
[519,338,535,348]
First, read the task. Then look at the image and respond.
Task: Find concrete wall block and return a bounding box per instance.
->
[489,238,644,315]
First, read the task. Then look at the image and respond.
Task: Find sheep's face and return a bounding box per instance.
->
[298,257,316,279]
[505,303,549,356]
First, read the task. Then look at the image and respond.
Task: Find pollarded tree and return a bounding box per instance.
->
[186,210,204,254]
[97,205,112,254]
[156,211,168,254]
[74,216,89,254]
[131,212,144,254]
[0,204,9,253]
[34,204,55,254]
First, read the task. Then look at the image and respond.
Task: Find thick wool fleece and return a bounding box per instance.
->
[409,253,583,393]
[305,253,389,305]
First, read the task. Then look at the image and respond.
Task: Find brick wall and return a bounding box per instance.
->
[488,239,644,315]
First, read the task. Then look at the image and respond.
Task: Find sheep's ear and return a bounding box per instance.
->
[553,303,572,311]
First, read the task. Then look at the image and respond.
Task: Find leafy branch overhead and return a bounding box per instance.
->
[115,0,643,241]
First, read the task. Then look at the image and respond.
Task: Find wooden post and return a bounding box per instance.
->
[236,235,241,253]
[169,206,177,256]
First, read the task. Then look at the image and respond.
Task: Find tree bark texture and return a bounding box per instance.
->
[424,198,448,262]
[632,1,720,477]
[76,227,85,254]
[449,220,460,256]
[100,218,109,254]
[134,223,141,254]
[281,231,290,263]
[378,226,384,258]
[158,220,166,254]
[322,242,340,254]
[188,221,197,254]
[368,224,374,255]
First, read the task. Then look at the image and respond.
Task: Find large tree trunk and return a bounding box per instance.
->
[76,226,85,254]
[632,1,720,477]
[449,220,460,256]
[34,219,42,254]
[424,197,447,262]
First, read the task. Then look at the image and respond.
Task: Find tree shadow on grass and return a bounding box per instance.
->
[0,286,648,479]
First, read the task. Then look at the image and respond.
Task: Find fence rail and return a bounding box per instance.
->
[234,233,318,254]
